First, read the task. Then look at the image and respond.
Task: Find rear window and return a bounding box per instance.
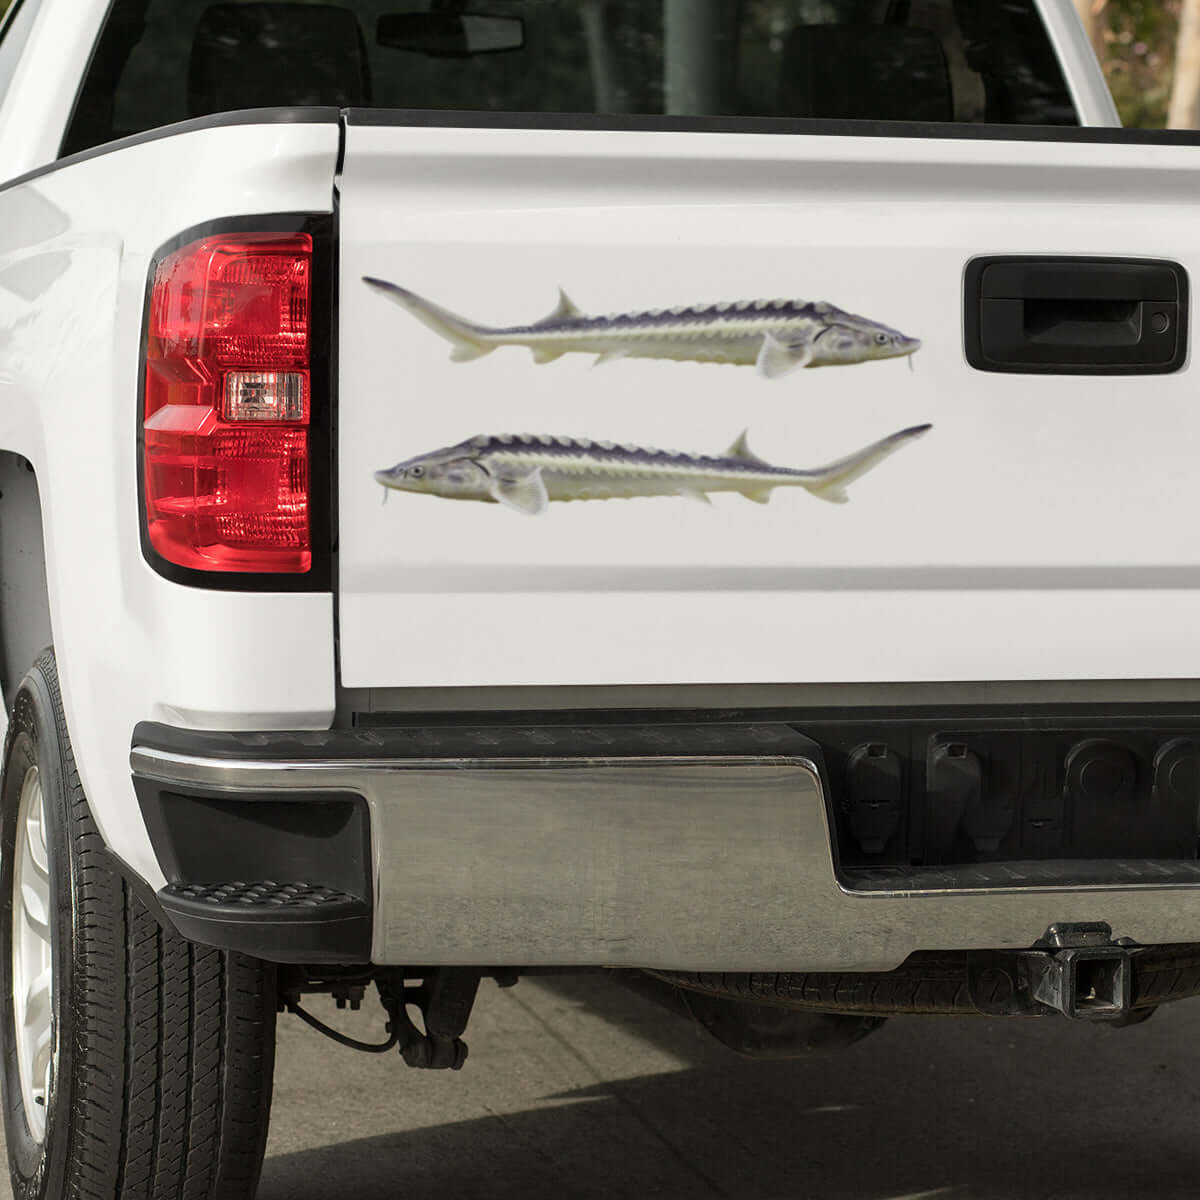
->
[63,0,1078,156]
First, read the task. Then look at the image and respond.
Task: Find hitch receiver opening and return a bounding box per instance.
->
[1032,947,1134,1021]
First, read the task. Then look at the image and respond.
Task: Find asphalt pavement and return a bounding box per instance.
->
[260,974,1200,1200]
[5,973,1200,1198]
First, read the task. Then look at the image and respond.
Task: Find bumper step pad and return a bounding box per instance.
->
[164,880,363,911]
[159,881,370,964]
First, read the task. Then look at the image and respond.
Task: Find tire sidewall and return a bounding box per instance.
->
[1,665,76,1198]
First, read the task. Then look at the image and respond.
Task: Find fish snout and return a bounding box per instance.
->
[375,466,403,488]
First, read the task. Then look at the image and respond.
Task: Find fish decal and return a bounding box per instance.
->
[374,425,931,516]
[363,277,922,379]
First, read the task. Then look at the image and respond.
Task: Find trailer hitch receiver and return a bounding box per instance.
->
[1030,923,1137,1021]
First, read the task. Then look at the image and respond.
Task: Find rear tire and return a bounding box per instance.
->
[1,650,276,1200]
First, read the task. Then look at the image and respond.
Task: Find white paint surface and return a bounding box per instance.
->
[0,120,341,883]
[337,124,1200,688]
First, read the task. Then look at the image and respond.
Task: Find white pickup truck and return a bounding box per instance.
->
[3,0,1199,1196]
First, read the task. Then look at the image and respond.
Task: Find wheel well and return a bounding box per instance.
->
[0,453,51,711]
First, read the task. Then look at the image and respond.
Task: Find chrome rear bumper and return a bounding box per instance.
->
[130,723,1200,971]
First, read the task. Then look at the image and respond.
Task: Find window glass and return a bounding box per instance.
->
[63,0,1079,156]
[0,0,42,117]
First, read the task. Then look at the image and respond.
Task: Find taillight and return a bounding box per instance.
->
[143,232,313,574]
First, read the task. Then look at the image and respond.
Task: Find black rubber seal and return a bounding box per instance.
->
[131,719,820,762]
[342,106,1200,146]
[0,107,340,196]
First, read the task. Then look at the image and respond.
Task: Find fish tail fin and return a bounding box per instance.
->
[363,276,495,363]
[801,424,932,504]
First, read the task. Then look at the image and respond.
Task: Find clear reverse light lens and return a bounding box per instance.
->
[224,370,307,422]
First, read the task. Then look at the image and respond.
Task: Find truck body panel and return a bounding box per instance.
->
[337,120,1200,689]
[0,118,342,886]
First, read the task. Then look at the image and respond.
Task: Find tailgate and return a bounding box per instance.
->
[335,119,1200,689]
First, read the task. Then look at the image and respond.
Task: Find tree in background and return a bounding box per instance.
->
[1169,0,1200,125]
[1076,0,1186,126]
[1076,0,1109,56]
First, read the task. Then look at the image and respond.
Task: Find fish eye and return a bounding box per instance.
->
[875,332,891,344]
[409,465,424,477]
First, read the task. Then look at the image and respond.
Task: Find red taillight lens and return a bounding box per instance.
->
[143,233,313,573]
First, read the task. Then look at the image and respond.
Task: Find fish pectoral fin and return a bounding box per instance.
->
[678,487,712,507]
[723,428,769,466]
[531,347,567,365]
[593,349,629,367]
[756,333,813,380]
[542,288,584,322]
[741,486,775,506]
[489,467,550,516]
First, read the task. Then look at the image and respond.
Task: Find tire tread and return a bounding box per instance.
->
[4,650,275,1200]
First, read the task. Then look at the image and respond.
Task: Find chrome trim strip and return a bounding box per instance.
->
[130,747,811,787]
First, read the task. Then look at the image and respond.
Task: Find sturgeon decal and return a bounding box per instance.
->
[374,425,931,516]
[363,277,922,379]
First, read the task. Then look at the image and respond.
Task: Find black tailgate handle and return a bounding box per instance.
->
[965,257,1188,375]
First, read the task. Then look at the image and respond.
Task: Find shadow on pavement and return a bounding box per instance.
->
[258,973,1200,1200]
